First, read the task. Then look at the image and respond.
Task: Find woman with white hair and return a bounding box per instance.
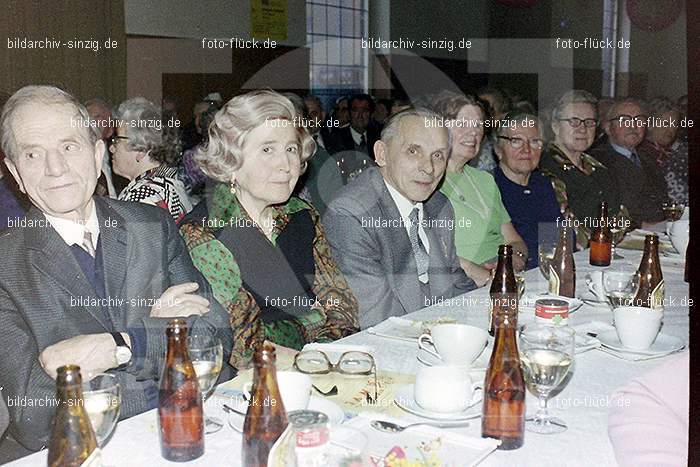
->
[180,90,359,367]
[110,97,192,223]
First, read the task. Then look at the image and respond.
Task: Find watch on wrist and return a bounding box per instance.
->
[111,332,132,368]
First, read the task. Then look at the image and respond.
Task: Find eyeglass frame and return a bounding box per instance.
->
[108,135,129,146]
[293,350,378,402]
[497,135,545,150]
[556,117,598,128]
[608,114,649,127]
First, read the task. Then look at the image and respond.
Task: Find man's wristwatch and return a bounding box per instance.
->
[111,332,132,369]
[514,250,527,263]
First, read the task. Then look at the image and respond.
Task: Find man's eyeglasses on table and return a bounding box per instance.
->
[293,350,378,403]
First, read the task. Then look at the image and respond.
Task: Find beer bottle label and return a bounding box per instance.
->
[651,280,665,310]
[548,266,561,295]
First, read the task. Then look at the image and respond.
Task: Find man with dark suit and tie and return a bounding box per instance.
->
[323,108,476,328]
[325,94,380,184]
[591,98,668,226]
[0,85,234,454]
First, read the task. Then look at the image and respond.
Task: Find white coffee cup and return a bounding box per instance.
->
[243,371,312,411]
[613,306,663,350]
[585,270,606,301]
[668,220,689,257]
[413,366,482,413]
[418,324,488,366]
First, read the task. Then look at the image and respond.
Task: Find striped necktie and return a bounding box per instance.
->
[409,207,429,283]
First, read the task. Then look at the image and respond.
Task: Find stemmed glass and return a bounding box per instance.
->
[609,211,631,260]
[82,373,121,447]
[519,324,575,434]
[188,334,224,434]
[602,270,640,310]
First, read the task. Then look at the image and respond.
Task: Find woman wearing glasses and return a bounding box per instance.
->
[432,92,528,287]
[493,112,560,269]
[179,90,359,368]
[540,90,622,245]
[110,97,193,223]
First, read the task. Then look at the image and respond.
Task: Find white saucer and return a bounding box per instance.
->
[416,347,487,371]
[394,384,482,421]
[597,330,685,356]
[227,396,345,432]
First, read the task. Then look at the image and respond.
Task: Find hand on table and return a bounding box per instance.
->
[150,282,210,318]
[40,333,124,380]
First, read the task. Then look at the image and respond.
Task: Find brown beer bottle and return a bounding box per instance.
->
[48,365,99,467]
[549,218,576,297]
[158,319,204,462]
[633,234,664,309]
[242,343,288,467]
[589,201,612,266]
[482,299,525,450]
[488,244,518,336]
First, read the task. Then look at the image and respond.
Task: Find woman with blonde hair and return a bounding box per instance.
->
[180,90,359,367]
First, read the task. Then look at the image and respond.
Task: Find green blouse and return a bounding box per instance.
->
[440,165,510,264]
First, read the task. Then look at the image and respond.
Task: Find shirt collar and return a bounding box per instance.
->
[610,141,633,157]
[383,179,423,220]
[350,126,366,146]
[44,200,100,249]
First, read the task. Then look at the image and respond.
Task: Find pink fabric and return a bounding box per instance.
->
[608,351,689,467]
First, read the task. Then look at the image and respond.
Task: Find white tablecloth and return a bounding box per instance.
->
[8,248,689,466]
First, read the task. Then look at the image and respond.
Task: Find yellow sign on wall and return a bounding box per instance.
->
[251,0,288,41]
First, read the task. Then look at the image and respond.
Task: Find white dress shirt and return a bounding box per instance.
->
[384,180,430,254]
[350,126,367,147]
[44,200,100,251]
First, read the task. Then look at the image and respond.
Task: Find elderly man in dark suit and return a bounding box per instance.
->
[323,108,476,328]
[325,94,381,184]
[0,85,234,454]
[591,97,668,226]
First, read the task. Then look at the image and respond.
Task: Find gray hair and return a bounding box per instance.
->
[1,85,101,161]
[114,97,182,166]
[551,90,598,121]
[195,89,316,183]
[646,96,680,118]
[605,97,647,121]
[380,107,452,150]
[492,111,544,145]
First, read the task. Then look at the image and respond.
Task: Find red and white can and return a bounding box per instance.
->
[535,298,569,325]
[289,410,330,467]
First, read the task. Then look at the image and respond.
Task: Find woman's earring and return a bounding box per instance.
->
[229,180,236,194]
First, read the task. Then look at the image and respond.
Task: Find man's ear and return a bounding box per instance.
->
[4,157,26,193]
[374,140,387,167]
[93,139,105,173]
[493,142,503,162]
[551,120,560,139]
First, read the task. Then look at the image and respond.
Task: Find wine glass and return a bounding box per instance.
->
[609,211,631,260]
[519,324,575,434]
[538,243,556,281]
[188,334,224,434]
[82,373,121,446]
[602,270,640,310]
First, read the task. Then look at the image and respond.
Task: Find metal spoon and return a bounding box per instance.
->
[370,419,469,433]
[312,384,338,396]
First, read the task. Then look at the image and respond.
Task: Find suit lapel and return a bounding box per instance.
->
[25,205,111,331]
[95,198,130,320]
[370,170,424,312]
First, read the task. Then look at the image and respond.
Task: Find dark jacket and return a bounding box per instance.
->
[590,143,668,224]
[0,197,234,451]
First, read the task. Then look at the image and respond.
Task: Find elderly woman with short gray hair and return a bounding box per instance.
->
[110,97,192,223]
[180,90,359,367]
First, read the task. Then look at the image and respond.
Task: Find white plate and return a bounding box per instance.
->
[394,384,482,421]
[597,330,685,356]
[227,396,345,432]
